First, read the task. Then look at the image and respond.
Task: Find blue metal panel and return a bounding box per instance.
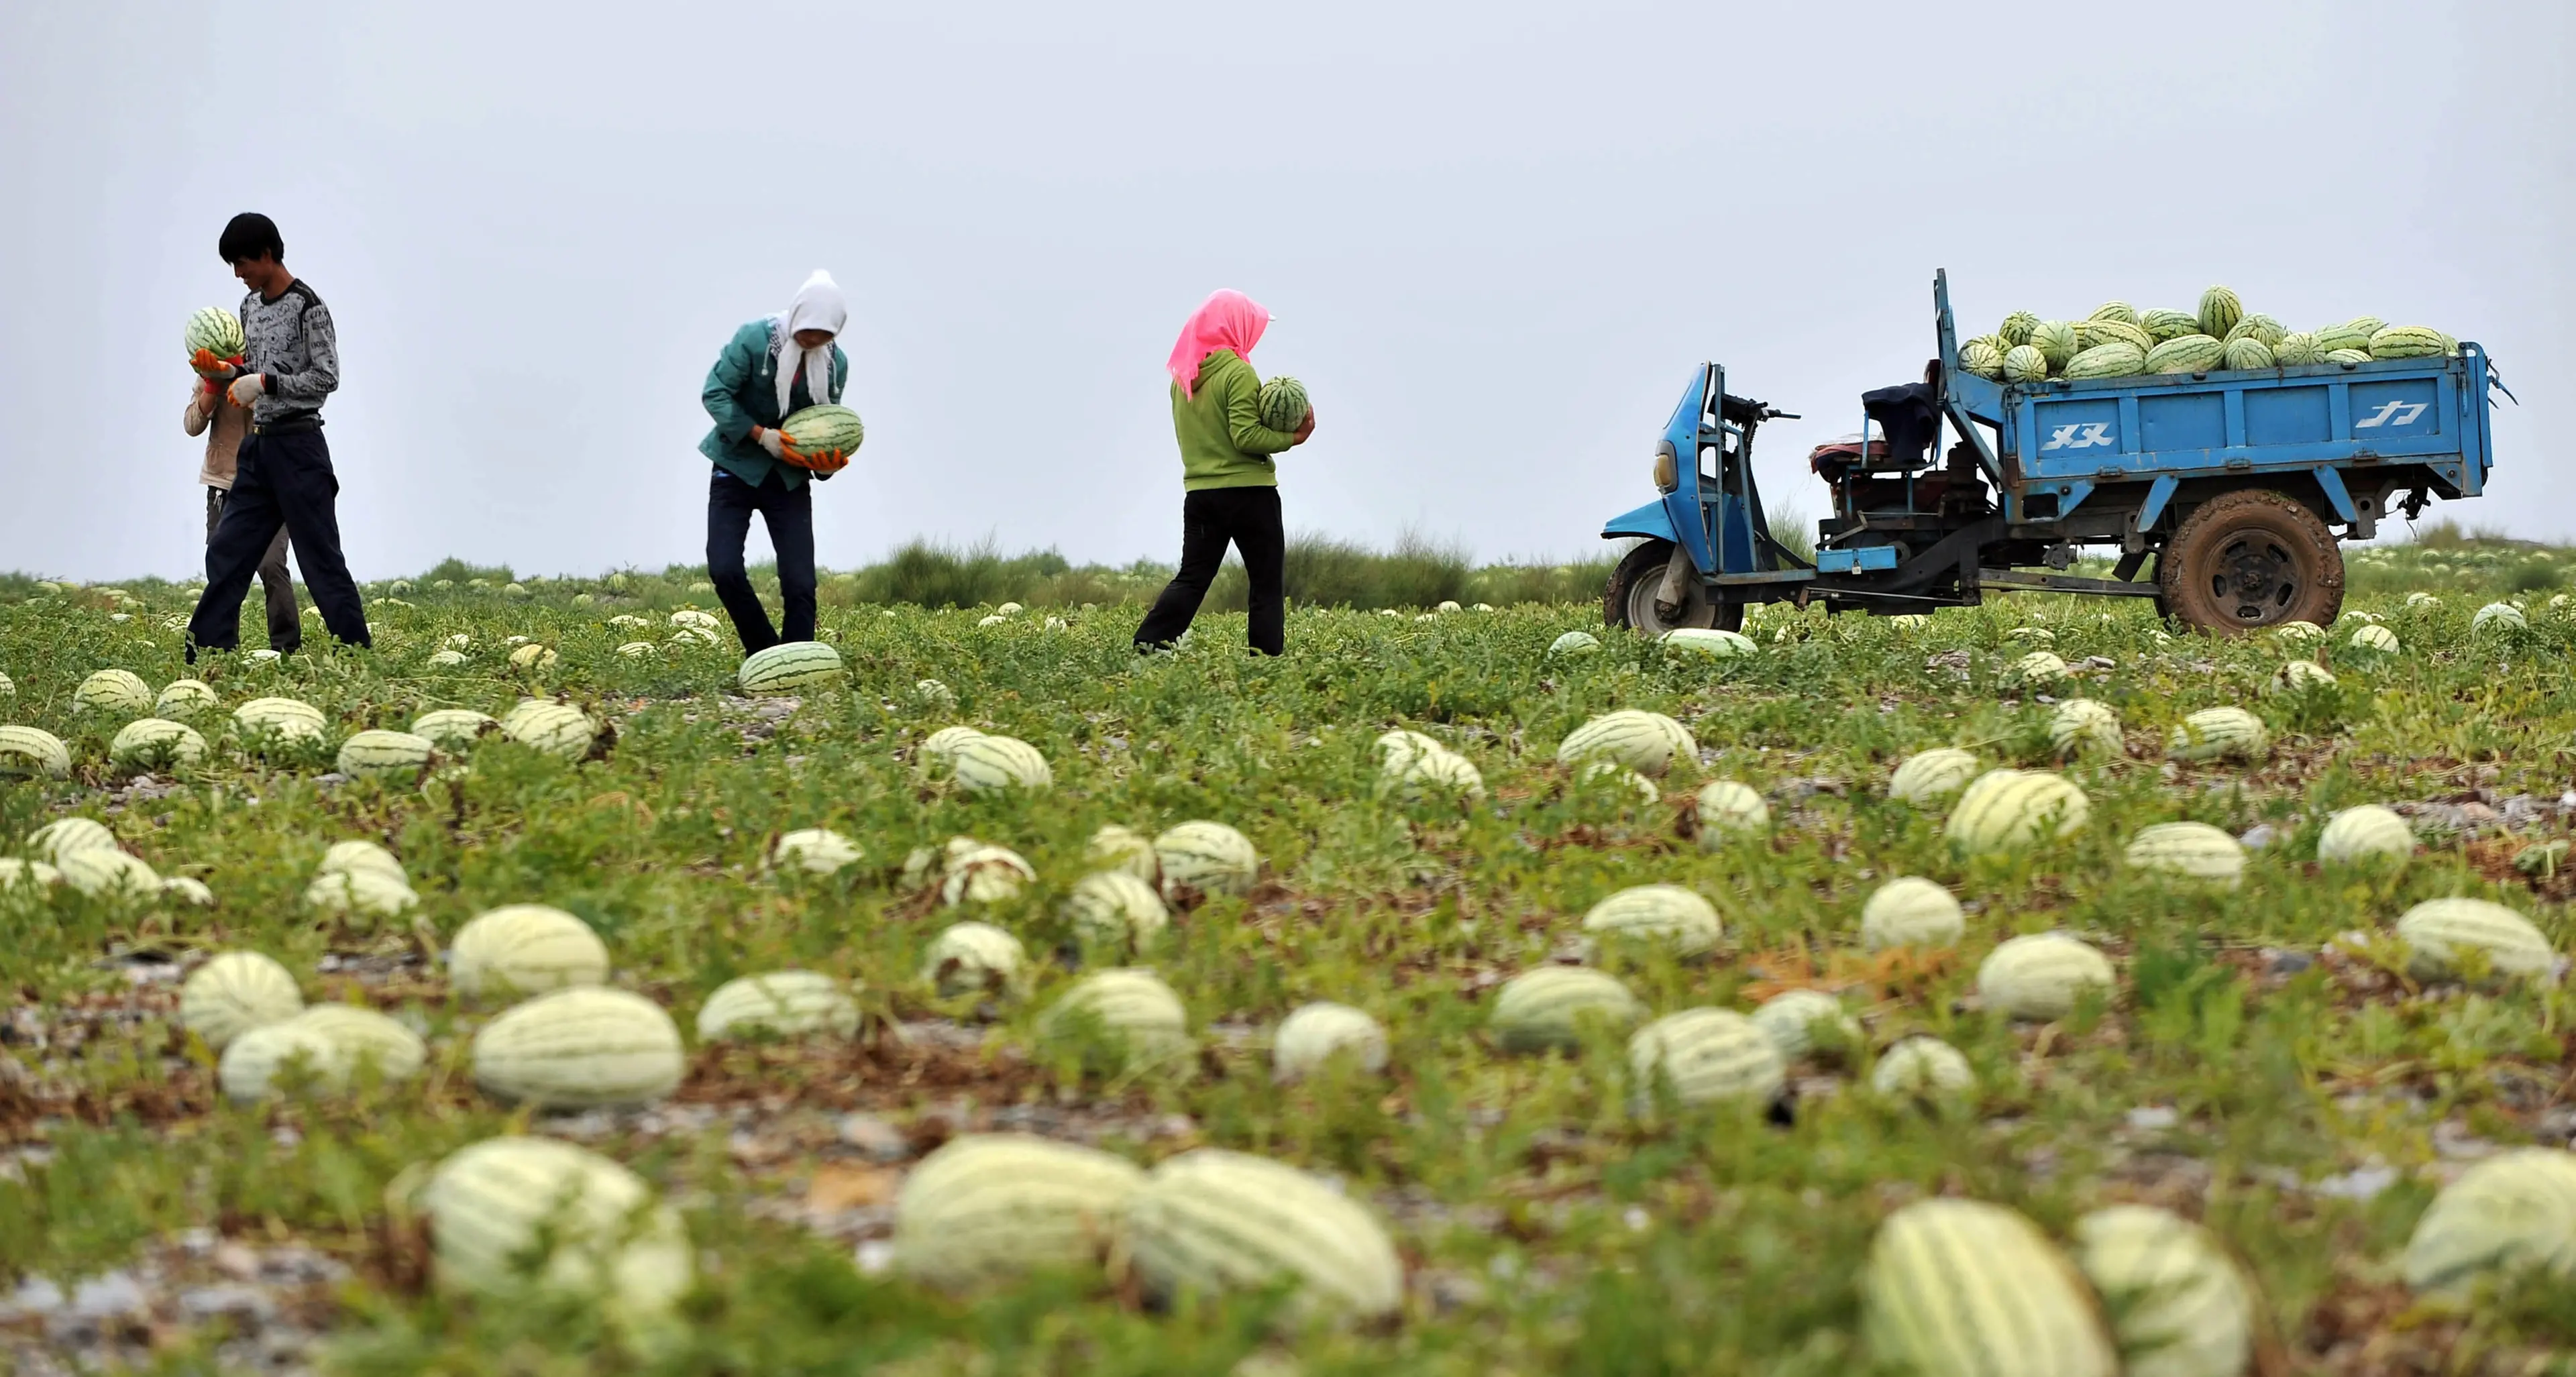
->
[2030,398,2123,464]
[2349,377,2445,441]
[2244,386,2331,445]
[2139,392,2224,452]
[1602,497,1679,545]
[2313,466,2359,524]
[1814,546,1899,573]
[2135,475,2180,531]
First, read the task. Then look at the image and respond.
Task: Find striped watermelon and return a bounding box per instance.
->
[2347,622,2400,654]
[1661,626,1756,658]
[2404,1148,2576,1294]
[921,920,1028,997]
[2009,650,2069,684]
[56,846,160,897]
[2271,659,2336,694]
[1490,966,1644,1052]
[184,305,244,360]
[2000,345,2049,383]
[1383,742,1485,801]
[2222,313,2286,347]
[1695,779,1768,838]
[1581,883,1723,956]
[779,402,865,456]
[1037,968,1194,1075]
[2369,325,2452,360]
[154,679,219,718]
[2072,1205,2257,1377]
[29,816,117,860]
[1888,747,1980,804]
[1959,339,2006,380]
[217,1022,345,1101]
[914,724,987,776]
[302,868,419,920]
[2088,301,2142,328]
[75,669,153,716]
[2272,331,2322,365]
[892,1134,1144,1288]
[2076,318,2153,355]
[0,859,58,893]
[1085,823,1161,883]
[2165,706,2267,763]
[2139,308,2201,343]
[1273,1001,1389,1079]
[280,1004,428,1083]
[2395,897,2553,981]
[1998,311,2040,346]
[2473,601,2528,632]
[1257,376,1310,431]
[108,718,206,770]
[2222,337,2275,370]
[318,839,407,883]
[2324,348,2373,365]
[2312,321,2374,354]
[1557,708,1695,776]
[1748,989,1861,1061]
[2062,342,2145,379]
[950,734,1052,793]
[411,708,496,750]
[2145,335,2226,374]
[2048,698,2123,757]
[1154,820,1258,897]
[1122,1148,1404,1323]
[2123,821,2245,886]
[1871,1037,1974,1097]
[234,696,326,747]
[772,826,863,875]
[1627,1009,1784,1109]
[2317,804,2412,864]
[694,971,861,1041]
[472,987,685,1108]
[410,1136,692,1341]
[1864,1199,2117,1377]
[1945,769,2090,852]
[450,904,610,998]
[1860,877,1965,952]
[2029,320,2079,370]
[180,951,304,1050]
[739,641,843,693]
[498,700,597,760]
[506,643,556,670]
[1063,870,1170,953]
[1978,932,2115,1019]
[336,729,435,779]
[1548,630,1602,657]
[2196,286,2243,339]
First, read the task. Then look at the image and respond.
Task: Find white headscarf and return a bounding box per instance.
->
[775,270,847,417]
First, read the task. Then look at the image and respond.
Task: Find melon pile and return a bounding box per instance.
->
[1958,284,2463,384]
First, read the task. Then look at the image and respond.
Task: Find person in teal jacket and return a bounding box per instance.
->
[698,270,855,653]
[1133,288,1313,655]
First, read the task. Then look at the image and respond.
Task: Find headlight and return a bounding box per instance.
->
[1652,451,1678,492]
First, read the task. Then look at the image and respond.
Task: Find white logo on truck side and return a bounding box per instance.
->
[2355,400,2428,429]
[2041,423,2114,451]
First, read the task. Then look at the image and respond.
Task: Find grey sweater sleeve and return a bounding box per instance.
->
[268,299,339,406]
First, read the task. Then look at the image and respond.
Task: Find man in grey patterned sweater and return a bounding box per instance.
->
[185,213,372,662]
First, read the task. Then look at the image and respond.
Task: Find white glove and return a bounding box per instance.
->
[753,426,786,460]
[227,372,267,408]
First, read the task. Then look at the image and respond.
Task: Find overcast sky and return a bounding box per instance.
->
[3,1,2568,582]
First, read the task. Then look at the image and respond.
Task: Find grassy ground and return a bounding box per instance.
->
[3,535,2575,1372]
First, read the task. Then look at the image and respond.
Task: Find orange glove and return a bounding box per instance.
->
[781,438,850,475]
[191,348,241,381]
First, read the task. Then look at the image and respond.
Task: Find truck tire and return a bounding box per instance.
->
[1604,539,1739,635]
[2156,489,2344,633]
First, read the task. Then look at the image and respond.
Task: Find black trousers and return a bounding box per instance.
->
[707,468,816,653]
[1134,485,1285,655]
[205,486,301,652]
[188,428,369,661]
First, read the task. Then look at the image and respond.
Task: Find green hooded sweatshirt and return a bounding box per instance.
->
[1173,349,1297,490]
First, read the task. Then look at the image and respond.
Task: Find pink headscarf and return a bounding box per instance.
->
[1167,288,1269,399]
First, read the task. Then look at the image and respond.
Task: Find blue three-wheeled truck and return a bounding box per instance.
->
[1601,270,2504,635]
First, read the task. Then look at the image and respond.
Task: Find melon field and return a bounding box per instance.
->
[6,537,2576,1374]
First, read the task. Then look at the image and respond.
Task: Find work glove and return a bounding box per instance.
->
[752,425,787,460]
[190,348,240,381]
[781,438,850,476]
[227,372,267,408]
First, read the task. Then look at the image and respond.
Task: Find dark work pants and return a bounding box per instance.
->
[188,429,369,661]
[707,468,816,654]
[1134,485,1285,655]
[205,486,301,652]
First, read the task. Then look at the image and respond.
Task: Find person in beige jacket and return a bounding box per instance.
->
[183,371,300,650]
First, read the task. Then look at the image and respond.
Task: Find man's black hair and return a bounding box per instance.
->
[217,213,284,264]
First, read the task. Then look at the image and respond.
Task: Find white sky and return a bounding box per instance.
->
[3,1,2568,581]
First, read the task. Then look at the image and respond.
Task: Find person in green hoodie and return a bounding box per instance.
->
[1132,289,1315,655]
[697,270,855,653]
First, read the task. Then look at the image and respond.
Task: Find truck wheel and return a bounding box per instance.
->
[2156,489,2344,633]
[1604,539,1739,635]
